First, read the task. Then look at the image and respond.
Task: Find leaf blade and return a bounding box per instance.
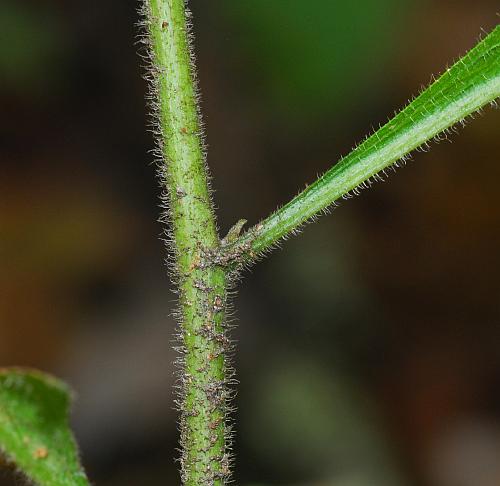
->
[234,25,500,257]
[0,368,89,486]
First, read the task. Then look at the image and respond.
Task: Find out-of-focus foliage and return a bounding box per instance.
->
[243,358,405,486]
[0,2,63,92]
[220,0,410,119]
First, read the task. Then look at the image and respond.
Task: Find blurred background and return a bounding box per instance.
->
[1,1,500,485]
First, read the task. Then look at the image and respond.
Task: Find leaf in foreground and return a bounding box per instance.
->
[0,368,89,486]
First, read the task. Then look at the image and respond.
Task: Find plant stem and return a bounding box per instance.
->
[224,26,500,262]
[143,0,230,483]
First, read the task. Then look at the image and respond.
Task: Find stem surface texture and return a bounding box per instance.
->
[143,1,230,484]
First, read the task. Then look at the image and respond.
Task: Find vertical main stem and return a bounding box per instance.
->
[145,0,230,484]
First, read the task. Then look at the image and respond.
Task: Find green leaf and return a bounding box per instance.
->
[231,25,500,257]
[0,368,89,486]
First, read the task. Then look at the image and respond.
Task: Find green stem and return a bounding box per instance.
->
[224,26,500,262]
[143,0,230,483]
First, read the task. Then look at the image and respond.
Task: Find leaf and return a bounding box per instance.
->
[234,25,500,256]
[0,368,89,486]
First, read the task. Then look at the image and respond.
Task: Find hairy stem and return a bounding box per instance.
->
[224,26,500,262]
[143,0,230,483]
